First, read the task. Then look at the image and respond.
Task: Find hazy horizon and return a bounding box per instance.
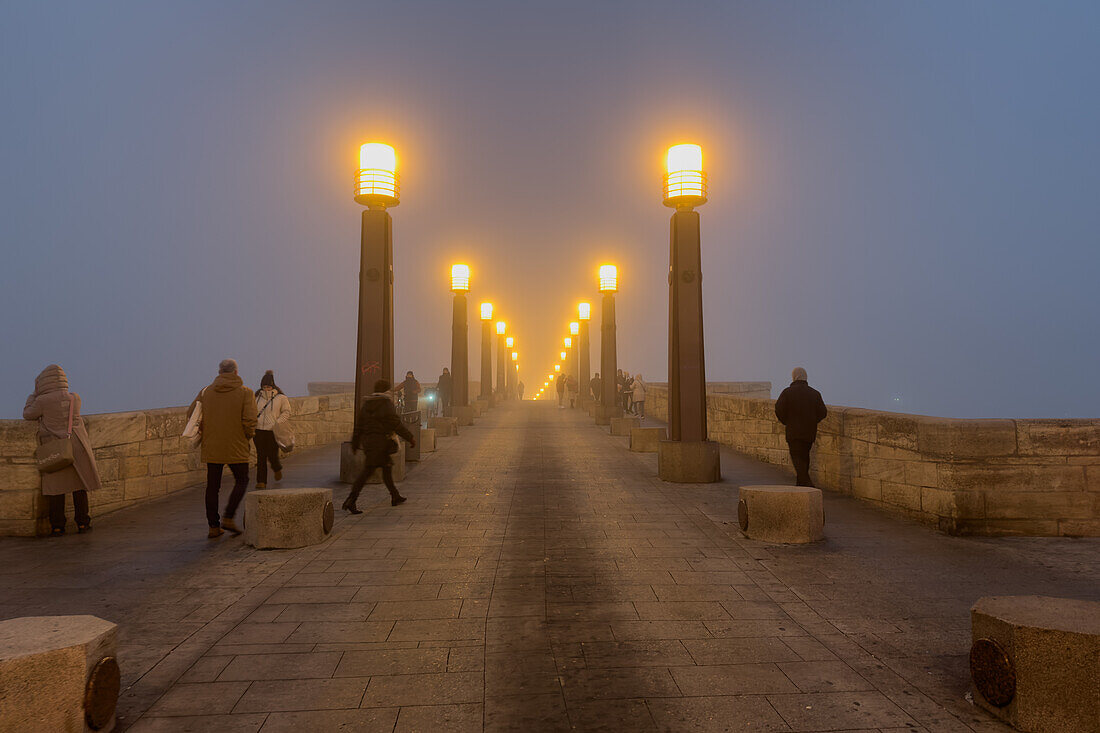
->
[2,1,1099,419]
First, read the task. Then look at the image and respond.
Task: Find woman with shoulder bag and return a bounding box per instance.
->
[254,370,292,488]
[23,364,102,536]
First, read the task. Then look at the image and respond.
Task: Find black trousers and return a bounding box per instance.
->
[348,462,399,505]
[787,439,815,487]
[48,490,90,530]
[206,462,249,527]
[254,430,282,484]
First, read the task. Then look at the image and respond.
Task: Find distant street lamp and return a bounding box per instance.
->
[495,321,507,401]
[480,303,494,406]
[597,264,621,424]
[450,264,471,414]
[660,143,719,482]
[352,143,398,420]
[578,303,592,407]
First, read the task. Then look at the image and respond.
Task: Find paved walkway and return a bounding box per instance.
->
[1,402,1097,732]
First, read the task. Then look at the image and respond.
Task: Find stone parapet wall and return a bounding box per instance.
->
[0,393,353,537]
[647,385,1099,537]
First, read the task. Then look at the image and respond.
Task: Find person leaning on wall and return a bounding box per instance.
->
[774,367,828,487]
[23,364,102,536]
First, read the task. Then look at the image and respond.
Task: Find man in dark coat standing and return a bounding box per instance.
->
[344,379,416,512]
[437,368,453,413]
[774,367,828,487]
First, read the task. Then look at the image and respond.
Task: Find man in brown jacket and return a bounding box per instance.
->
[189,358,258,538]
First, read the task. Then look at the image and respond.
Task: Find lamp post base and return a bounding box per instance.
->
[658,440,721,483]
[595,404,622,425]
[449,405,476,426]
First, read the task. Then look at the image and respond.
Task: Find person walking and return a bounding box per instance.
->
[189,359,257,538]
[631,373,647,418]
[437,367,453,413]
[619,371,632,413]
[400,371,421,414]
[555,372,567,408]
[590,373,602,404]
[254,370,291,489]
[518,381,525,400]
[23,365,102,536]
[566,375,579,408]
[345,379,416,512]
[774,367,828,487]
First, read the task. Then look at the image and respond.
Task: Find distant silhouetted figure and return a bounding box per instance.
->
[437,368,452,412]
[566,375,578,408]
[518,381,525,400]
[400,371,421,413]
[555,372,567,408]
[774,367,828,487]
[23,364,102,536]
[190,359,258,538]
[345,379,416,512]
[590,373,601,404]
[631,374,647,418]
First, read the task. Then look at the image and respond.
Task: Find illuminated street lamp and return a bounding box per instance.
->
[351,143,398,423]
[560,351,567,361]
[449,264,471,416]
[480,303,494,406]
[597,264,621,424]
[495,321,507,401]
[505,337,517,397]
[577,303,592,407]
[660,143,719,482]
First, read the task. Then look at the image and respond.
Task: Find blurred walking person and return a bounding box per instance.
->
[590,373,602,404]
[774,367,828,487]
[400,370,421,414]
[23,365,102,536]
[518,381,525,400]
[566,375,579,408]
[630,373,647,418]
[555,372,567,408]
[254,370,292,489]
[345,379,416,512]
[189,359,257,538]
[437,367,453,413]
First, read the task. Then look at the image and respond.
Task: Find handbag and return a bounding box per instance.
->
[182,391,203,449]
[35,397,75,474]
[273,419,295,452]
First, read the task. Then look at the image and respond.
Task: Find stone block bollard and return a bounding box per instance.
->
[969,595,1100,733]
[630,427,667,452]
[244,488,335,549]
[451,405,476,426]
[610,416,641,436]
[0,615,120,732]
[587,403,597,418]
[737,485,824,543]
[428,416,458,437]
[419,428,436,453]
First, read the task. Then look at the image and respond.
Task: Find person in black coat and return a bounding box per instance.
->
[774,367,828,487]
[344,379,417,512]
[437,368,453,413]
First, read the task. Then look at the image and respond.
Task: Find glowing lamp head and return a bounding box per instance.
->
[663,143,707,209]
[558,351,566,360]
[450,264,470,292]
[563,337,572,348]
[599,264,618,292]
[569,322,579,335]
[496,321,506,335]
[554,365,561,373]
[578,302,591,320]
[505,336,514,348]
[354,143,399,208]
[480,302,493,320]
[511,352,518,362]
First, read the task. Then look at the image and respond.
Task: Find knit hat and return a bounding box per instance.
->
[261,370,276,388]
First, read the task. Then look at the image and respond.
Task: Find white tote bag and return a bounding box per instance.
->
[182,393,203,449]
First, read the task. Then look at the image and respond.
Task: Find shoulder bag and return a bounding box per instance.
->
[182,390,204,449]
[35,397,75,474]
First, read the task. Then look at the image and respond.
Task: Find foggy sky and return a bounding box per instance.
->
[2,0,1099,419]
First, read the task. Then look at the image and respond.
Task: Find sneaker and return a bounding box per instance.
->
[391,495,407,507]
[221,518,242,536]
[274,470,283,481]
[207,526,224,539]
[255,482,267,489]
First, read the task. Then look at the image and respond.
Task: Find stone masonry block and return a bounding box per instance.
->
[419,428,436,453]
[982,491,1095,521]
[1016,420,1100,457]
[630,427,667,453]
[737,485,825,544]
[244,488,335,550]
[610,417,640,436]
[451,405,476,426]
[0,462,39,490]
[85,412,146,449]
[0,490,37,520]
[429,417,458,437]
[939,464,1086,493]
[918,419,1017,458]
[970,596,1100,733]
[880,481,922,512]
[0,615,119,732]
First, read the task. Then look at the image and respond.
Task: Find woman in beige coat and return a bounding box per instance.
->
[23,364,102,536]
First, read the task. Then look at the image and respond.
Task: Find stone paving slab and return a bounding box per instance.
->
[0,402,1097,731]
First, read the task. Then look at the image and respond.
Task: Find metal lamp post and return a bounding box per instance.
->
[659,143,720,482]
[449,264,471,422]
[479,303,494,406]
[597,265,621,425]
[568,323,580,407]
[510,351,519,398]
[578,304,591,407]
[495,321,507,401]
